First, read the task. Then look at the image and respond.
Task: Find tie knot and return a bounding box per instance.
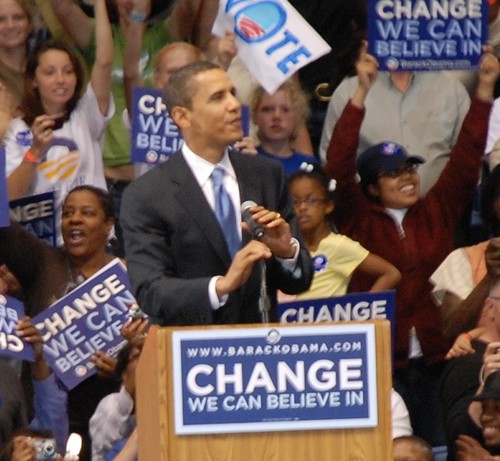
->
[211,166,225,188]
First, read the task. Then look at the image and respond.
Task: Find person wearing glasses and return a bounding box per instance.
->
[324,42,499,447]
[285,163,400,301]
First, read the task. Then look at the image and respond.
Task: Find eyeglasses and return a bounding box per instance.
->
[378,163,419,179]
[292,197,327,207]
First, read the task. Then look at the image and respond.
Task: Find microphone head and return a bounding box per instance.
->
[240,200,264,239]
[241,200,257,213]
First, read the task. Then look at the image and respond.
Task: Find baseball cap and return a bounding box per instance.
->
[473,371,500,401]
[357,141,425,186]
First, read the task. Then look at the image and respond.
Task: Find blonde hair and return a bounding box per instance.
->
[250,79,310,139]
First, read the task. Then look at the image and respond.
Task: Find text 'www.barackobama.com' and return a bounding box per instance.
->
[185,342,362,358]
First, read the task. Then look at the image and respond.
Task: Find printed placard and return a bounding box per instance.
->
[0,294,35,361]
[368,0,488,71]
[212,0,331,94]
[278,291,395,325]
[9,192,56,246]
[131,86,183,165]
[33,259,136,389]
[0,147,9,228]
[172,324,377,434]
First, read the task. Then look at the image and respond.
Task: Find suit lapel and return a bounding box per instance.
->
[168,153,232,264]
[230,152,261,247]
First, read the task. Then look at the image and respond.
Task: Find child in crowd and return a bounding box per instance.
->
[89,343,141,461]
[287,163,400,300]
[393,435,434,461]
[251,79,318,177]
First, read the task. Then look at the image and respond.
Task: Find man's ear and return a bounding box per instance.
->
[170,106,191,129]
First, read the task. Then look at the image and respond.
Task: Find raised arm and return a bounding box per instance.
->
[122,0,151,117]
[324,42,378,227]
[48,0,93,49]
[350,41,378,110]
[91,0,114,116]
[476,47,500,102]
[169,0,219,48]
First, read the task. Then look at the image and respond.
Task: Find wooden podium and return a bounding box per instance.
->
[136,320,392,461]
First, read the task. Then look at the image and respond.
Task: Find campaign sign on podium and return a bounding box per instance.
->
[172,323,377,435]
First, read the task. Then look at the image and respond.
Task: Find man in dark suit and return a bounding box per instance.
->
[120,61,312,326]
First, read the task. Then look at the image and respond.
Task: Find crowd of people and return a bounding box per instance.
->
[3,0,500,460]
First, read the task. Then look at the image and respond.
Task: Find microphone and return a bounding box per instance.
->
[241,200,265,239]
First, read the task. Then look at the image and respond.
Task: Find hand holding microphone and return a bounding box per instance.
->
[241,200,265,239]
[240,201,296,259]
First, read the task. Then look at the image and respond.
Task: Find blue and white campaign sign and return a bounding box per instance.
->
[0,147,9,228]
[33,259,136,390]
[278,291,395,325]
[0,294,35,362]
[368,0,488,71]
[172,324,377,435]
[131,86,183,165]
[9,192,56,246]
[212,0,331,94]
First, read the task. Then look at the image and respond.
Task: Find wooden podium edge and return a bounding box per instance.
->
[137,320,392,461]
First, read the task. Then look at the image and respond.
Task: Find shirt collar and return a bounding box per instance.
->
[181,143,236,187]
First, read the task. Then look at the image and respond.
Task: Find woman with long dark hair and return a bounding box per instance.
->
[3,0,113,245]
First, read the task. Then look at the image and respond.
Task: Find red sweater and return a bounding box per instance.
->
[325,96,492,368]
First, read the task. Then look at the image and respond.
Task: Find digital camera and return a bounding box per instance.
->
[127,302,148,321]
[32,438,57,460]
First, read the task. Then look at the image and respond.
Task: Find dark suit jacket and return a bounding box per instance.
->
[120,150,313,326]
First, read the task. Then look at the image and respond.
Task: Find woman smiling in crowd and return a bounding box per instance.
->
[3,0,113,245]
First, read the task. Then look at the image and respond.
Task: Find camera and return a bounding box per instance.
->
[32,438,57,460]
[127,302,148,321]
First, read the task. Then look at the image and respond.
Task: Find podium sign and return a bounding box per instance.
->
[137,321,393,461]
[172,324,377,435]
